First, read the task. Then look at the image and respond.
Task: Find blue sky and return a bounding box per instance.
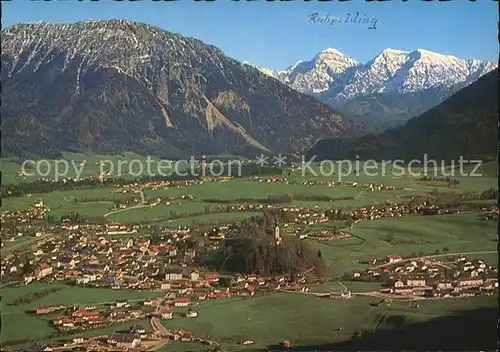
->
[3,1,498,71]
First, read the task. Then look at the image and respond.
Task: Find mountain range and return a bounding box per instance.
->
[256,48,496,130]
[1,20,356,159]
[1,20,496,161]
[306,68,498,162]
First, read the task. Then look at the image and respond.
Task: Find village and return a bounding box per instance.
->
[1,174,498,351]
[248,175,407,191]
[4,188,496,249]
[2,185,498,289]
[10,246,499,352]
[349,254,499,298]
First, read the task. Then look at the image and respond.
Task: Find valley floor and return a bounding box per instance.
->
[1,156,498,351]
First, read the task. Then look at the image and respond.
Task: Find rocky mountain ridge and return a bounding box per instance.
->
[1,20,356,158]
[306,69,499,162]
[261,47,496,106]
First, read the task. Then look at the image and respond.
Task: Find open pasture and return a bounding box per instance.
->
[1,188,131,217]
[0,152,170,185]
[313,212,497,275]
[107,201,209,223]
[161,292,496,351]
[144,179,363,200]
[143,178,411,210]
[287,161,497,193]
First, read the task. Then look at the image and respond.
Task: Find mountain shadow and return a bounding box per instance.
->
[307,69,499,163]
[259,306,498,351]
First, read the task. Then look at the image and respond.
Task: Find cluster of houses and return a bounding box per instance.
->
[0,198,49,245]
[118,177,231,193]
[29,323,149,351]
[247,176,407,192]
[110,194,196,211]
[50,300,161,333]
[230,273,293,293]
[304,229,352,241]
[2,222,314,300]
[4,231,198,289]
[290,209,330,225]
[23,271,310,351]
[96,223,140,236]
[326,201,462,222]
[352,255,498,298]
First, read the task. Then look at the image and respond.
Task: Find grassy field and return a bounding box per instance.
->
[312,280,384,293]
[160,292,496,351]
[3,156,496,221]
[1,188,131,216]
[0,283,164,344]
[3,153,496,192]
[0,152,173,185]
[287,161,497,193]
[313,212,498,275]
[144,179,364,200]
[159,341,212,352]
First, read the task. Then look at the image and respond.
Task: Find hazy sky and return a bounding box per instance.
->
[3,1,498,70]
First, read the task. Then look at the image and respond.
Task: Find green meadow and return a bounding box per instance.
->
[160,292,496,351]
[288,160,497,193]
[313,212,498,275]
[143,178,363,200]
[2,153,496,193]
[1,152,170,185]
[1,188,131,217]
[107,201,206,223]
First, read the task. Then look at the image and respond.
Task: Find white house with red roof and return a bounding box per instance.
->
[173,297,190,307]
[386,254,403,263]
[37,263,53,278]
[159,307,173,319]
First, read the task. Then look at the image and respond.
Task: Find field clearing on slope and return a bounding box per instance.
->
[312,212,497,275]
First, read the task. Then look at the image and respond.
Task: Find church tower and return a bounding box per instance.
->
[274,222,281,245]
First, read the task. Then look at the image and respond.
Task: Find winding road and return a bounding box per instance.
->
[104,187,146,218]
[148,317,171,351]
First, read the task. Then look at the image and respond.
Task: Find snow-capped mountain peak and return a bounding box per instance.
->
[319,47,345,56]
[381,48,409,55]
[367,48,410,79]
[313,47,359,74]
[260,47,497,105]
[270,48,359,94]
